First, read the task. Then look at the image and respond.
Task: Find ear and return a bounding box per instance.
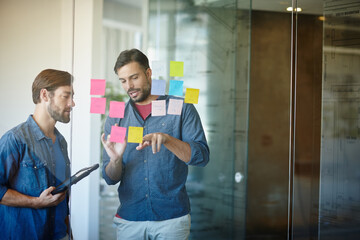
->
[39,89,50,103]
[146,68,152,79]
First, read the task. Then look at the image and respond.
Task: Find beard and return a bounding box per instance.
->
[128,80,151,103]
[47,99,71,123]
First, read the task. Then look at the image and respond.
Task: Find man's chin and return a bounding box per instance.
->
[57,116,71,123]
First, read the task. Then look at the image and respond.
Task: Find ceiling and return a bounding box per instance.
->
[107,0,324,15]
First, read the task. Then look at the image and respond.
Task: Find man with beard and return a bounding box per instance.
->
[0,69,75,240]
[101,49,209,240]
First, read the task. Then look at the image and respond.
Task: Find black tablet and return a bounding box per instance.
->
[52,163,99,195]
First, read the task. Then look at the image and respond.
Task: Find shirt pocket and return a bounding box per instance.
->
[150,118,176,135]
[18,159,48,195]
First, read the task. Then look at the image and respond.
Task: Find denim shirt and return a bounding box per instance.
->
[102,95,210,221]
[0,115,70,240]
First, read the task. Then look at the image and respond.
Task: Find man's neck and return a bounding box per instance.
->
[33,105,56,141]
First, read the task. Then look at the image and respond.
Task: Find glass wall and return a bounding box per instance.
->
[293,0,360,239]
[147,0,251,239]
[318,1,360,239]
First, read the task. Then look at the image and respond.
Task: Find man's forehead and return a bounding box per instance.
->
[117,62,143,77]
[55,85,74,94]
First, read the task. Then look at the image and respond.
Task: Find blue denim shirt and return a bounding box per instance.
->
[0,115,70,240]
[102,95,210,221]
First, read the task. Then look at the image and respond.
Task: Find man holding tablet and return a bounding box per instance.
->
[0,69,75,240]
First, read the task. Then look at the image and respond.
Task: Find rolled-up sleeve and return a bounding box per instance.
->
[0,133,19,200]
[181,104,210,167]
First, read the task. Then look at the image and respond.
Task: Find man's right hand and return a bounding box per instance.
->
[101,130,127,164]
[36,186,66,209]
[0,187,66,209]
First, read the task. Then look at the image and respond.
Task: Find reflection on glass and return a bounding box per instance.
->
[320,0,360,239]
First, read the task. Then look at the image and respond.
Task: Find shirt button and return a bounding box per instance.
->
[145,178,147,181]
[144,160,147,163]
[145,194,148,198]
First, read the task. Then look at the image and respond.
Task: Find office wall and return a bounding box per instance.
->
[0,0,69,136]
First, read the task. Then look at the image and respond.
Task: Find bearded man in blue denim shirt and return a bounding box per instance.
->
[101,49,210,240]
[0,69,75,240]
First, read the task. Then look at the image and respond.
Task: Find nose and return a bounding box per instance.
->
[69,98,75,108]
[124,79,134,91]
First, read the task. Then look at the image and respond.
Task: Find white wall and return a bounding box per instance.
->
[0,0,65,136]
[70,0,103,239]
[0,1,102,239]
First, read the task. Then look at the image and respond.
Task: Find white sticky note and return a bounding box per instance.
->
[152,100,166,116]
[151,61,167,78]
[168,99,183,115]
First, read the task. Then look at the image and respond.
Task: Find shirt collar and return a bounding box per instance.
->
[26,115,59,141]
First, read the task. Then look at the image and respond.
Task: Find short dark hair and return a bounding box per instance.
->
[32,69,73,104]
[114,48,150,74]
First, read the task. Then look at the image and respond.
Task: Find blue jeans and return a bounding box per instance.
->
[113,214,191,240]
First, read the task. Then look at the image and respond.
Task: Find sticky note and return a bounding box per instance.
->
[109,101,125,118]
[90,97,106,114]
[169,80,184,96]
[90,79,106,95]
[184,88,199,104]
[152,61,166,78]
[110,126,126,143]
[152,100,166,116]
[168,99,183,115]
[128,126,143,143]
[151,79,166,96]
[170,61,184,77]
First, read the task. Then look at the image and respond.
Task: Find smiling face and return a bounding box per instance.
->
[117,61,153,105]
[47,85,75,123]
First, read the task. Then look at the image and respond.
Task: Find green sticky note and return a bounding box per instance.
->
[128,126,143,143]
[184,88,200,104]
[170,61,184,77]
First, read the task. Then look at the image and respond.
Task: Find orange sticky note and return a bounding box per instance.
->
[170,61,184,77]
[128,126,143,143]
[90,79,106,95]
[184,88,199,104]
[90,97,106,114]
[110,126,126,143]
[109,101,125,118]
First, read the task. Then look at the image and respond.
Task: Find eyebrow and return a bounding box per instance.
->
[119,73,139,81]
[63,91,74,96]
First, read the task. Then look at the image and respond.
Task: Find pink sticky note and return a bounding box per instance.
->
[90,97,106,114]
[110,126,126,143]
[152,100,166,116]
[109,101,125,118]
[90,79,106,95]
[168,99,183,115]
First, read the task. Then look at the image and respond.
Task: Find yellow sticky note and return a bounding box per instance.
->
[170,61,184,77]
[128,126,143,143]
[184,88,200,104]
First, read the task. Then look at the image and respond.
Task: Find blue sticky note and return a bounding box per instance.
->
[169,80,184,96]
[151,79,166,95]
